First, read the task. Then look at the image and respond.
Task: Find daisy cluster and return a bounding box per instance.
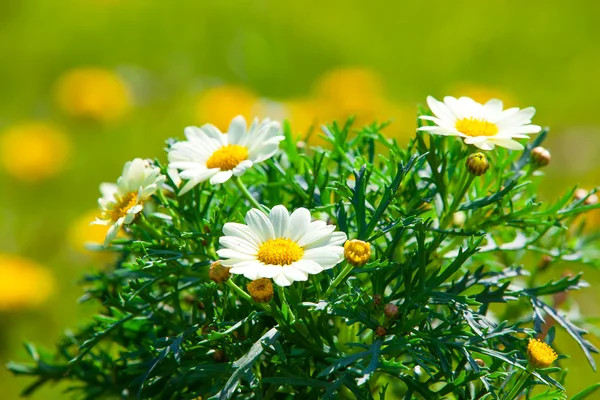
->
[95,95,542,288]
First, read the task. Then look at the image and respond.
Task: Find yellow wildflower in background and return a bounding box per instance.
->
[195,85,259,132]
[55,67,131,122]
[68,210,122,258]
[0,122,71,182]
[0,254,54,311]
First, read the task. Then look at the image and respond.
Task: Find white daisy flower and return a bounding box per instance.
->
[418,96,542,150]
[217,205,348,287]
[95,158,166,245]
[168,115,284,195]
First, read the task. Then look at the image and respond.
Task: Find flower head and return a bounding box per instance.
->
[209,261,231,284]
[0,254,54,311]
[466,152,490,176]
[246,278,274,303]
[0,122,71,182]
[418,96,541,150]
[344,239,371,266]
[95,158,165,245]
[218,205,347,286]
[168,115,284,195]
[55,67,130,122]
[527,338,558,369]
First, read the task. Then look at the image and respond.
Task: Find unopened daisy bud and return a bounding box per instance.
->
[344,239,371,266]
[574,188,588,201]
[537,255,553,271]
[373,294,382,306]
[209,261,230,284]
[466,152,489,176]
[375,326,387,337]
[452,211,466,227]
[246,278,274,303]
[212,349,227,363]
[585,193,598,206]
[383,303,399,318]
[531,146,551,167]
[475,358,485,368]
[527,338,558,369]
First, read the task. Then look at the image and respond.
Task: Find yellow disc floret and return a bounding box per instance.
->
[455,118,498,137]
[527,338,558,369]
[108,192,139,222]
[257,238,304,266]
[344,239,371,266]
[246,278,274,303]
[206,145,249,171]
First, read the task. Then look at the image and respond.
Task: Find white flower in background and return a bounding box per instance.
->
[218,205,347,286]
[418,96,541,150]
[168,115,284,195]
[95,158,166,245]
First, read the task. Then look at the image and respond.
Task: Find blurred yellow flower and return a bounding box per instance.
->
[195,85,259,132]
[314,67,384,117]
[55,67,131,122]
[0,254,54,311]
[68,210,121,258]
[446,82,516,108]
[0,122,71,182]
[284,98,332,145]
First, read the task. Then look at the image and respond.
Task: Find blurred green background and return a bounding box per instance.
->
[1,0,600,398]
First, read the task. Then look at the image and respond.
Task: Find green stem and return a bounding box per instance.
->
[136,213,163,240]
[278,286,296,323]
[504,366,534,400]
[440,174,476,229]
[323,262,353,298]
[232,176,268,212]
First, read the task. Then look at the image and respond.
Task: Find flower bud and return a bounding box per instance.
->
[452,211,466,227]
[246,278,274,303]
[574,188,588,201]
[383,303,399,318]
[527,338,558,369]
[585,193,599,206]
[373,294,382,306]
[209,261,230,284]
[475,358,485,367]
[537,255,553,272]
[531,146,551,167]
[375,326,387,337]
[344,239,371,266]
[466,152,489,176]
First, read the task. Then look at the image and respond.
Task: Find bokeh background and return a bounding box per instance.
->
[1,0,600,398]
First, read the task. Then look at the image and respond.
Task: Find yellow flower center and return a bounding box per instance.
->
[527,338,558,369]
[455,118,498,137]
[206,145,249,171]
[110,192,139,221]
[257,238,304,265]
[246,278,274,303]
[344,239,371,266]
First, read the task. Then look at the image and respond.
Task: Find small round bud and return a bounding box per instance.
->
[466,152,490,176]
[531,147,551,167]
[574,188,588,201]
[246,278,274,303]
[452,211,466,227]
[537,255,553,272]
[383,303,399,318]
[344,239,371,267]
[527,338,558,369]
[296,141,307,150]
[209,261,230,284]
[212,349,227,363]
[375,326,387,337]
[585,193,598,206]
[475,358,485,367]
[373,294,383,306]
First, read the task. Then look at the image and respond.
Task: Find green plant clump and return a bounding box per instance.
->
[8,98,600,399]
